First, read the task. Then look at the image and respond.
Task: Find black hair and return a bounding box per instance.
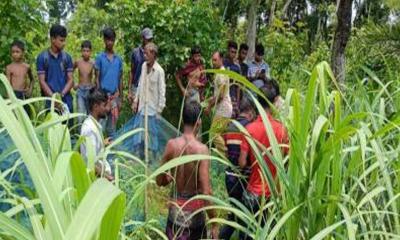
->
[102,27,116,40]
[183,101,201,126]
[81,40,92,49]
[255,43,265,56]
[258,82,278,109]
[191,46,201,55]
[11,40,25,51]
[50,24,67,38]
[269,78,280,96]
[239,97,254,113]
[239,43,249,51]
[227,40,238,50]
[88,88,108,112]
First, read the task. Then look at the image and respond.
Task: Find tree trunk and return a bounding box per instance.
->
[268,0,277,26]
[281,0,293,19]
[246,0,261,62]
[331,0,353,84]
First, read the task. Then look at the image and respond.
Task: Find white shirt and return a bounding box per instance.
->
[80,116,111,174]
[214,66,232,118]
[134,61,166,115]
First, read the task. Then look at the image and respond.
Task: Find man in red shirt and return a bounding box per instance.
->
[238,83,289,239]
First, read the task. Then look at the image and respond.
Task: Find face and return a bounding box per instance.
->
[51,36,66,51]
[104,38,115,51]
[239,49,248,61]
[95,101,109,119]
[255,53,263,62]
[192,53,201,64]
[228,47,237,60]
[211,53,222,69]
[144,48,155,63]
[81,47,91,60]
[143,37,152,46]
[11,46,23,62]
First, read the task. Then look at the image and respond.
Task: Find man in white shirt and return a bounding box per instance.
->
[206,51,232,155]
[132,42,166,162]
[80,88,113,180]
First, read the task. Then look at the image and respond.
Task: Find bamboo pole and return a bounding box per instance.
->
[144,68,149,220]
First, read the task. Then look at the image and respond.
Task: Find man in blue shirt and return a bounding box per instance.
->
[128,27,153,108]
[224,40,241,118]
[37,24,74,112]
[95,27,123,137]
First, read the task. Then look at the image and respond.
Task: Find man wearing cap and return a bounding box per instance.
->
[128,27,154,110]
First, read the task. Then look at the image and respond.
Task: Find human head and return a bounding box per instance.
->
[88,88,109,119]
[183,101,202,128]
[239,97,256,120]
[50,24,67,51]
[258,81,279,110]
[227,40,238,60]
[10,40,25,62]
[144,42,158,64]
[81,40,92,60]
[191,46,202,64]
[141,27,153,46]
[239,43,249,62]
[254,43,265,62]
[102,27,116,51]
[211,51,223,69]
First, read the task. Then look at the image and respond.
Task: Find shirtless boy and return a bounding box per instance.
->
[157,101,218,239]
[74,40,95,124]
[6,40,34,100]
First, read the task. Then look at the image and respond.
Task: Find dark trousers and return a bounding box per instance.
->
[219,173,248,240]
[239,191,268,240]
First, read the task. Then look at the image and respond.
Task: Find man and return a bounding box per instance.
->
[156,101,218,239]
[247,43,269,88]
[80,88,113,181]
[238,83,288,239]
[238,43,249,78]
[129,27,153,106]
[206,51,232,154]
[37,24,74,112]
[175,46,207,103]
[132,43,166,161]
[224,41,241,118]
[219,98,255,240]
[95,27,123,137]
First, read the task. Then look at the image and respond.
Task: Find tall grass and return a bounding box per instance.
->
[0,60,399,240]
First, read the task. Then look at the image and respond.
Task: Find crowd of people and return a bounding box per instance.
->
[5,24,289,240]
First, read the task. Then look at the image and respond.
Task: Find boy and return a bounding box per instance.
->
[95,27,123,137]
[6,40,34,100]
[74,40,95,124]
[37,24,74,112]
[156,101,218,239]
[175,45,207,103]
[80,88,113,181]
[247,43,269,88]
[224,41,241,118]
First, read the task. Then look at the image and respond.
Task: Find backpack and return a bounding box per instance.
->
[42,50,68,73]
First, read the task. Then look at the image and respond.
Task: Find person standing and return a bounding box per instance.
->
[238,43,249,78]
[224,41,241,118]
[95,27,123,137]
[247,43,269,88]
[36,24,74,112]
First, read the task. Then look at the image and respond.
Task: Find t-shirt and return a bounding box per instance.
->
[131,46,145,88]
[80,116,111,175]
[36,50,73,94]
[94,52,123,94]
[214,66,232,118]
[240,114,288,197]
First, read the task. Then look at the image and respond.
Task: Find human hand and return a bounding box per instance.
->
[131,102,138,113]
[104,137,112,146]
[105,174,114,182]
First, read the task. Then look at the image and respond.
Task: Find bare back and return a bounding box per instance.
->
[164,135,210,197]
[6,63,30,91]
[75,59,94,86]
